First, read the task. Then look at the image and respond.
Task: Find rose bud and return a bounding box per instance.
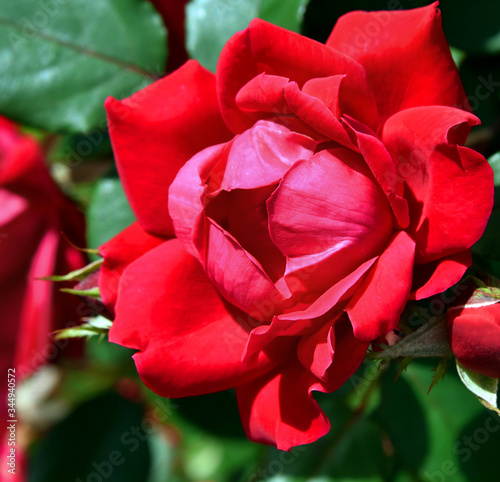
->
[447,285,500,379]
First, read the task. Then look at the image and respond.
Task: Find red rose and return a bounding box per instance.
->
[100,4,493,449]
[447,292,500,379]
[0,116,86,390]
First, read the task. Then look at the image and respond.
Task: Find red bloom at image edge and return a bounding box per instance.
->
[0,117,86,467]
[448,299,500,379]
[99,3,494,450]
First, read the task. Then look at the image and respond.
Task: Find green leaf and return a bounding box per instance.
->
[60,286,101,298]
[259,0,310,31]
[401,360,495,481]
[456,361,500,415]
[54,315,111,340]
[488,152,500,186]
[86,174,136,250]
[186,0,309,72]
[0,0,166,133]
[374,364,430,475]
[39,258,103,282]
[428,355,452,393]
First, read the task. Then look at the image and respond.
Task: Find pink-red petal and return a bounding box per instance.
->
[205,219,289,321]
[448,303,500,379]
[268,148,393,292]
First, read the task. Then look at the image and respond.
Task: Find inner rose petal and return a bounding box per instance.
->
[218,119,317,191]
[206,185,285,281]
[268,147,394,292]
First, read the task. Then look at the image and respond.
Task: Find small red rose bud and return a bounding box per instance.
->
[447,282,500,379]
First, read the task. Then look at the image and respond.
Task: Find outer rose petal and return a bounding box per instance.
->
[105,61,232,238]
[110,239,276,397]
[347,231,416,341]
[236,357,330,450]
[321,314,370,392]
[98,222,165,311]
[410,250,472,301]
[217,19,378,133]
[297,319,335,381]
[447,303,500,378]
[382,106,493,263]
[327,3,470,128]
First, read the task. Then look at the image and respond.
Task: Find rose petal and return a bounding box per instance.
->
[410,250,472,301]
[327,3,470,127]
[105,60,232,237]
[168,142,228,259]
[283,80,355,148]
[322,314,370,392]
[297,319,335,381]
[448,304,500,378]
[98,222,165,311]
[343,116,409,228]
[346,231,416,341]
[205,219,289,321]
[236,357,330,450]
[217,19,377,133]
[110,239,275,397]
[235,73,290,114]
[13,228,57,370]
[268,148,393,291]
[244,257,376,358]
[220,120,317,191]
[206,185,285,281]
[382,106,493,263]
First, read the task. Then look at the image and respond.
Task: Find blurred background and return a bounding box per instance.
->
[1,0,500,481]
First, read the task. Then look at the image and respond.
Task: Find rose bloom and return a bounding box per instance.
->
[447,292,500,379]
[100,4,493,449]
[0,117,86,447]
